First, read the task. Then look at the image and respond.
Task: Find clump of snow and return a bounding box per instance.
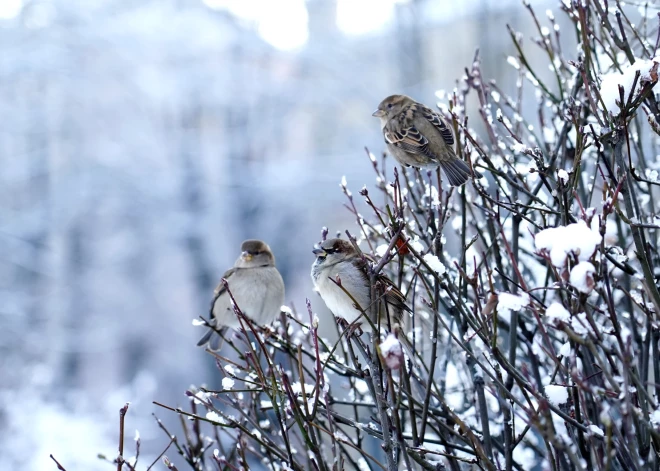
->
[497,292,530,323]
[206,411,223,423]
[423,254,446,275]
[569,312,591,336]
[651,410,660,426]
[507,56,521,70]
[191,389,212,405]
[546,302,570,323]
[290,382,316,396]
[559,342,571,356]
[221,377,235,390]
[375,244,389,257]
[570,261,596,294]
[379,334,403,370]
[354,379,370,396]
[588,424,604,438]
[646,169,659,182]
[535,220,602,266]
[498,292,530,311]
[409,238,425,253]
[511,142,527,153]
[545,384,569,405]
[599,57,659,115]
[557,169,569,183]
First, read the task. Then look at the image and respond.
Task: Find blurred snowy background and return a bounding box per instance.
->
[0,0,554,468]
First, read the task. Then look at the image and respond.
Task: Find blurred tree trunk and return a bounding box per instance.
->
[180,88,214,315]
[23,77,49,338]
[63,211,86,390]
[122,198,151,381]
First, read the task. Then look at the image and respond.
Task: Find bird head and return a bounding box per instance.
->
[237,239,275,267]
[312,238,357,268]
[372,94,414,122]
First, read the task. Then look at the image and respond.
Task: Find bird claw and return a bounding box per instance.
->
[337,318,363,337]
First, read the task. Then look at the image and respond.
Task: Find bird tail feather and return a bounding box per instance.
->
[197,326,229,351]
[440,158,472,187]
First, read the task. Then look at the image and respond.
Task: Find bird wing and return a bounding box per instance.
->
[209,267,238,320]
[355,254,411,321]
[384,105,438,161]
[419,105,455,146]
[378,274,411,314]
[384,126,436,160]
[197,267,237,348]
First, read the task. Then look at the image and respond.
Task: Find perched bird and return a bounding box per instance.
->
[310,238,409,332]
[373,94,475,186]
[197,240,285,350]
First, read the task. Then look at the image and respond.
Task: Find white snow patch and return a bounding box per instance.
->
[535,220,602,266]
[497,292,530,323]
[380,334,402,370]
[354,379,369,396]
[588,424,604,438]
[569,312,590,336]
[646,169,659,182]
[423,254,446,275]
[221,377,235,390]
[545,384,569,405]
[375,244,389,257]
[380,334,402,356]
[498,292,530,312]
[557,169,569,183]
[570,262,596,294]
[409,238,424,253]
[599,57,659,115]
[546,302,570,323]
[206,411,223,423]
[651,410,660,426]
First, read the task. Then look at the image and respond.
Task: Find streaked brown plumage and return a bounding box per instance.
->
[373,94,475,186]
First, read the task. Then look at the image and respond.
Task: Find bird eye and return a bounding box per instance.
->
[387,103,393,109]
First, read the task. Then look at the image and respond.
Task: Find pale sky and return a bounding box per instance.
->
[203,0,407,50]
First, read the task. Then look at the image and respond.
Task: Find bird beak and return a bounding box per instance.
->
[372,109,386,118]
[241,251,253,261]
[312,248,326,256]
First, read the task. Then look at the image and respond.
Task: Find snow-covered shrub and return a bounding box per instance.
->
[81,1,660,470]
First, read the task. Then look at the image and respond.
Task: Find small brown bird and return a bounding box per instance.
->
[310,238,409,332]
[197,240,285,350]
[373,94,474,186]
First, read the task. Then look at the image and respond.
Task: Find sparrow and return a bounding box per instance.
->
[373,94,475,186]
[197,239,285,350]
[310,238,409,332]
